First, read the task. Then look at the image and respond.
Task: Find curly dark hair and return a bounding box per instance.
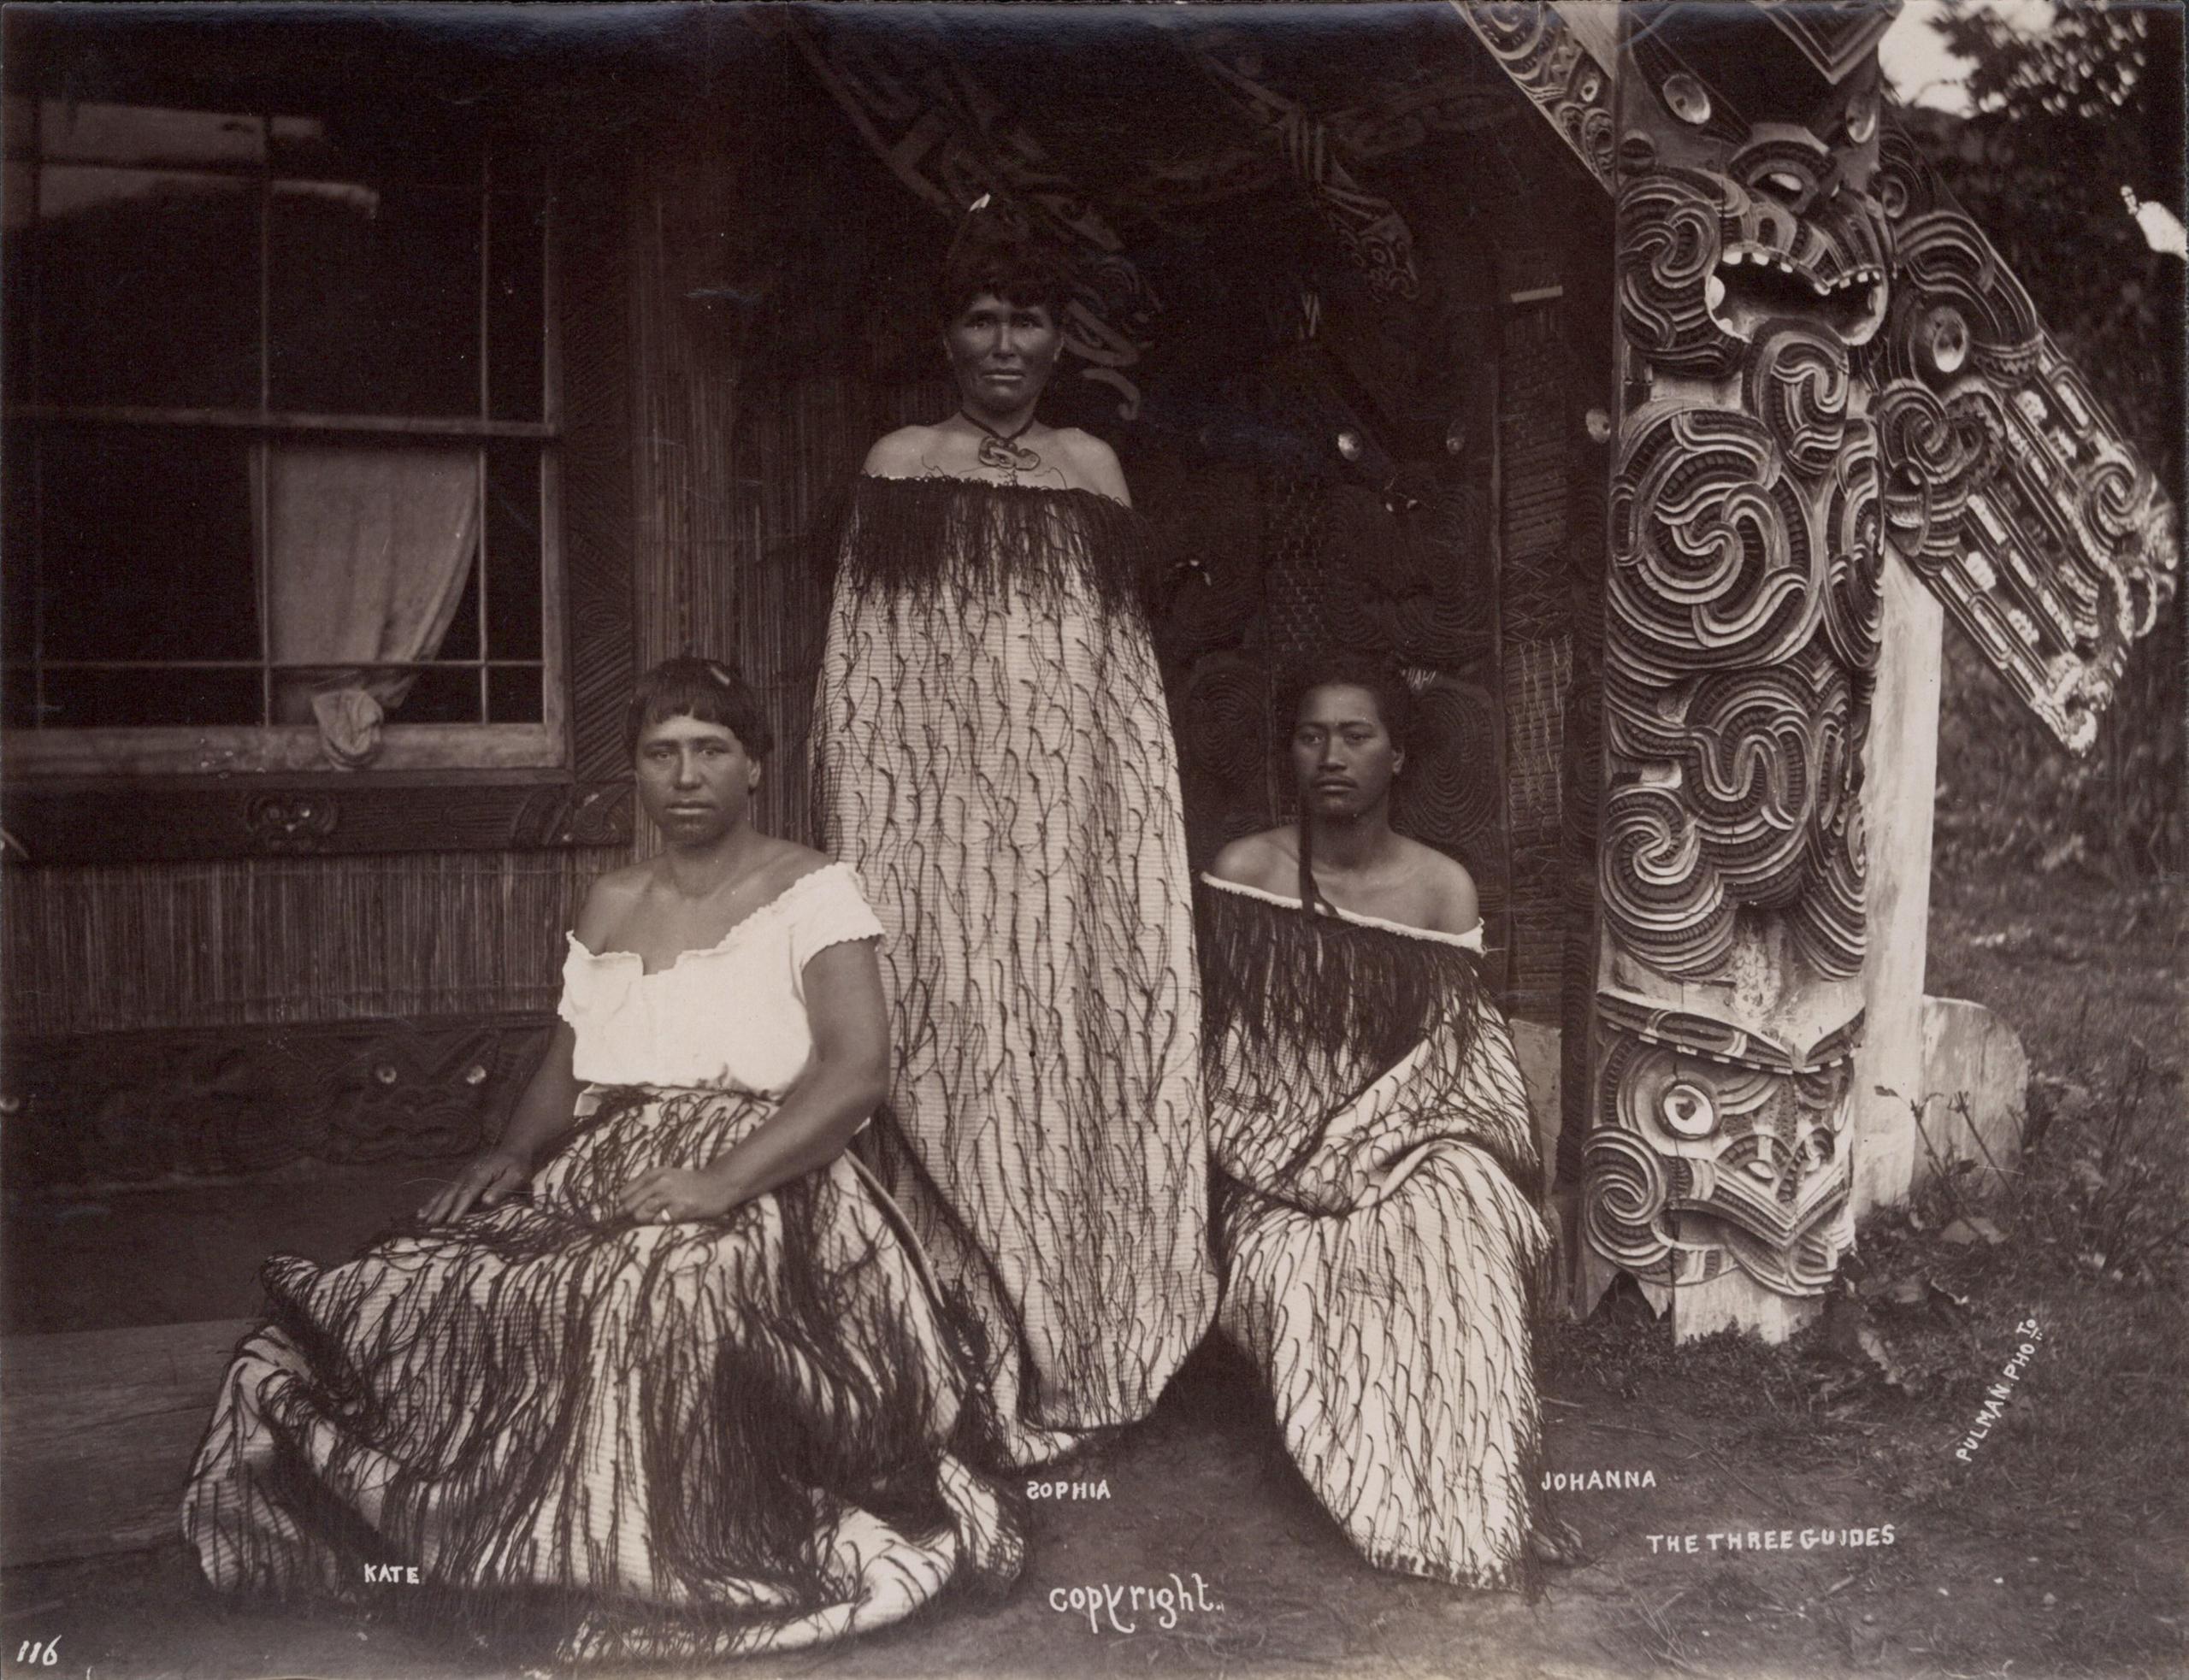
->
[936,210,1075,331]
[1281,652,1416,760]
[623,656,775,762]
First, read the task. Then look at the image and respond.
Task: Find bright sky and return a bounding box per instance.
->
[1878,0,2185,256]
[1878,0,2055,115]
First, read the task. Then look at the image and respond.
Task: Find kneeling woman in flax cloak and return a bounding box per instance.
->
[182,657,1020,1663]
[1201,658,1548,1589]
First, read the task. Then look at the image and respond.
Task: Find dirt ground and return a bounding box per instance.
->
[3,869,2181,1680]
[8,1329,2174,1680]
[0,1340,1990,1680]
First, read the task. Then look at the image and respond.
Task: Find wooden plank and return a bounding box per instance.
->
[2,1318,254,1567]
[9,403,557,439]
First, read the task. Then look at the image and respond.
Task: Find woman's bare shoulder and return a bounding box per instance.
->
[1208,828,1297,893]
[862,427,944,478]
[757,838,835,891]
[1395,839,1480,934]
[1049,428,1130,504]
[575,860,652,944]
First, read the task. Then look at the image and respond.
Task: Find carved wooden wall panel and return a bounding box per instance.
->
[2,1015,555,1191]
[1466,128,1616,1030]
[1584,991,1861,1296]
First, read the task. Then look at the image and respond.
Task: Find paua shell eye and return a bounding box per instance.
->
[1661,1080,1718,1138]
[1921,305,1970,377]
[1662,73,1712,127]
[1846,86,1879,144]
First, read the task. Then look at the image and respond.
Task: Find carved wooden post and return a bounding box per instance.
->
[1575,3,1898,1340]
[1457,3,2174,1338]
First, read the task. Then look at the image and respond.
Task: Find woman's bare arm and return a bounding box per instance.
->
[615,939,890,1220]
[419,1021,583,1223]
[419,875,629,1223]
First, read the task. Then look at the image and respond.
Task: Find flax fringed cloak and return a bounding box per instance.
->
[813,475,1213,1467]
[1199,873,1547,1588]
[182,865,1021,1663]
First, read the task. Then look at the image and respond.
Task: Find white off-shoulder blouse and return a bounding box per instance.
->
[558,862,885,1097]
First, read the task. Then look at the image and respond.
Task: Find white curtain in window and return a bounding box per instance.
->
[264,445,481,768]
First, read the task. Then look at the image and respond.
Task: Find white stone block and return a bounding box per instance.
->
[1916,996,2030,1187]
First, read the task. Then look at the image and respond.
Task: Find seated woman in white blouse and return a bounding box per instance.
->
[182,657,1021,1666]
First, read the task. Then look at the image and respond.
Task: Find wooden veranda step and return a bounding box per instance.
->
[2,1317,254,1567]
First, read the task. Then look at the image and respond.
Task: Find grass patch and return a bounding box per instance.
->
[1538,866,2187,1676]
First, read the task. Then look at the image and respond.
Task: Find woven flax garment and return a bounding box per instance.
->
[183,865,1021,1663]
[813,475,1213,1467]
[1200,874,1547,1588]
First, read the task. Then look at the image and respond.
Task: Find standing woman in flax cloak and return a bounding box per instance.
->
[1201,658,1549,1588]
[812,209,1213,1465]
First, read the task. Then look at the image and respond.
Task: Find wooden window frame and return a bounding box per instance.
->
[1,144,635,864]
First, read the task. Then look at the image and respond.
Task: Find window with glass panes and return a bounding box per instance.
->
[3,97,561,775]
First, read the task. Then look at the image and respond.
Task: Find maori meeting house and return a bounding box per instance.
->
[1,0,2175,1505]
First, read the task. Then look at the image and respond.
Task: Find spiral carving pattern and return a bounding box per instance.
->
[2080,455,2143,550]
[1181,645,1267,756]
[1820,422,1885,681]
[1609,406,1821,683]
[1579,1127,1679,1282]
[1871,379,2003,564]
[1747,327,1850,482]
[1394,588,1495,669]
[1398,678,1502,847]
[1616,172,1738,379]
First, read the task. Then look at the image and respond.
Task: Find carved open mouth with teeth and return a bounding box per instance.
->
[1705,240,1886,347]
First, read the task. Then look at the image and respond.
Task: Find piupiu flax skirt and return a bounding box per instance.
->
[182,1085,1021,1663]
